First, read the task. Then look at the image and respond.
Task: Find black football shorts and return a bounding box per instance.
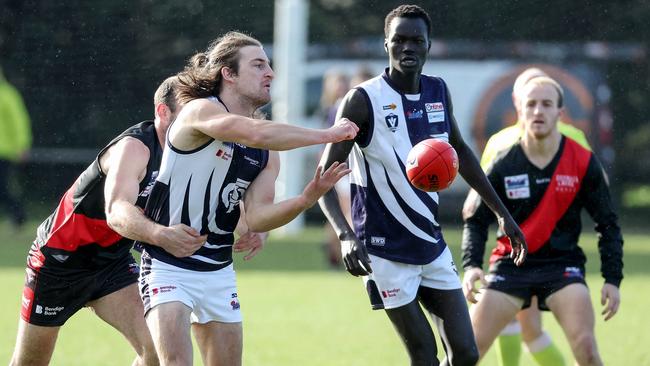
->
[20,250,139,326]
[486,261,587,310]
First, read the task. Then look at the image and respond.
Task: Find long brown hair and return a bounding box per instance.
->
[176,31,262,105]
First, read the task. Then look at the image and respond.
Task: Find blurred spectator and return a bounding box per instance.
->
[0,66,31,227]
[350,64,374,88]
[319,69,350,128]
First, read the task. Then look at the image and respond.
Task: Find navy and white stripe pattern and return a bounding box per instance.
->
[350,70,452,265]
[140,99,269,271]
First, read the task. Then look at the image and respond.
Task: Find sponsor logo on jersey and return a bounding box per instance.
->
[425,102,444,112]
[385,113,399,132]
[536,177,551,184]
[370,236,386,246]
[504,174,530,199]
[382,103,397,110]
[222,178,251,213]
[563,266,584,279]
[381,288,400,298]
[406,109,423,120]
[556,174,579,192]
[244,155,260,167]
[216,149,232,160]
[427,111,445,123]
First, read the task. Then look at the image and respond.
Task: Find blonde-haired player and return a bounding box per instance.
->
[472,67,584,366]
[462,75,622,366]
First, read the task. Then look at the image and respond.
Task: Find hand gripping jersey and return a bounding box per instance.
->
[30,121,163,270]
[139,98,269,271]
[350,71,453,265]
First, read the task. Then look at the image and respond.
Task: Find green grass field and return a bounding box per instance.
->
[1,219,649,365]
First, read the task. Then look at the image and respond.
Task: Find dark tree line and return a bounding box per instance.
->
[1,0,648,204]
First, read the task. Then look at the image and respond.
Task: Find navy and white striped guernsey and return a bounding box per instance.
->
[139,97,269,271]
[350,70,452,265]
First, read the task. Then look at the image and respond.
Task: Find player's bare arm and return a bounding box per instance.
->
[104,137,206,257]
[318,88,372,276]
[242,151,350,233]
[172,98,358,151]
[446,89,527,265]
[232,202,267,261]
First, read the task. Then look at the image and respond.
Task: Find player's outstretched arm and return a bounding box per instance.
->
[242,152,351,233]
[104,138,206,257]
[318,88,372,276]
[446,89,527,265]
[185,99,358,151]
[319,141,371,276]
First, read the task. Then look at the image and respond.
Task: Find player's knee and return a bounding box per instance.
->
[410,352,438,366]
[405,341,438,365]
[141,342,160,366]
[130,334,159,366]
[157,352,189,366]
[139,349,160,366]
[448,343,479,366]
[10,352,50,366]
[573,332,600,364]
[448,353,479,366]
[473,334,492,357]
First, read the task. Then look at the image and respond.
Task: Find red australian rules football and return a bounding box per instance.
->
[405,139,459,192]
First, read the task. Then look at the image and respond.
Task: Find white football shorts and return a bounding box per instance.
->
[363,246,461,310]
[139,258,241,324]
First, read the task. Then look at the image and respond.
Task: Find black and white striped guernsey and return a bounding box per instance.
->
[139,98,269,271]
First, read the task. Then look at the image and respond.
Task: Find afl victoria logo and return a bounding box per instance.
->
[385,113,399,132]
